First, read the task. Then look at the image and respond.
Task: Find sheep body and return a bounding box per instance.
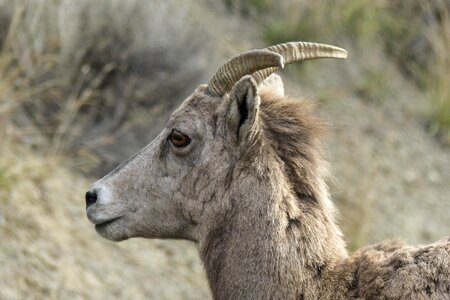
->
[329,237,450,299]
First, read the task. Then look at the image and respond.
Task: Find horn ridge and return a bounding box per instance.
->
[207,49,284,97]
[252,41,347,85]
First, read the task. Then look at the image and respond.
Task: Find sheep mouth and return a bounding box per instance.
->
[94,216,122,229]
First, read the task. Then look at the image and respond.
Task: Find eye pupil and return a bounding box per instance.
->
[170,130,190,148]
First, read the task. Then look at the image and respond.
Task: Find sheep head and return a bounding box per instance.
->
[85,41,347,242]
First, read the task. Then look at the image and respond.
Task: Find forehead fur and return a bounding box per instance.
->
[169,86,218,127]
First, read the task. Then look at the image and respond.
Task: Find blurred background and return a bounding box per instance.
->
[0,0,448,298]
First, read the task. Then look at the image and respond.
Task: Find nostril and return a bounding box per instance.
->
[85,190,97,208]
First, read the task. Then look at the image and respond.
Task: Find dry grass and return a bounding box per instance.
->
[0,0,215,174]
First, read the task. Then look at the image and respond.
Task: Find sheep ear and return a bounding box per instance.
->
[226,75,260,144]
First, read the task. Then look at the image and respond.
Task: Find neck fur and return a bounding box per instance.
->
[199,151,347,299]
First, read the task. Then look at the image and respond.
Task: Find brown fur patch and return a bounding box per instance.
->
[259,90,328,205]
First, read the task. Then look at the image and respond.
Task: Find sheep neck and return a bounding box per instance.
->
[200,163,348,299]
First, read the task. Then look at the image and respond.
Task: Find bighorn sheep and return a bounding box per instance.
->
[86,41,450,299]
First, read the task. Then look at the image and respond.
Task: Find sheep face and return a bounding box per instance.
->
[85,77,265,242]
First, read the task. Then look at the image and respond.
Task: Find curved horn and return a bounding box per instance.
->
[252,41,347,85]
[207,50,284,97]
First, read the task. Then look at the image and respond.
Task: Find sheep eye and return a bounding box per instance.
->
[170,130,191,148]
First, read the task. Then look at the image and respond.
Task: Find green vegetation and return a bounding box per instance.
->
[0,166,15,195]
[228,0,449,143]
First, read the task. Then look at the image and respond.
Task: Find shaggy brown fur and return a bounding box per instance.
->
[332,237,450,299]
